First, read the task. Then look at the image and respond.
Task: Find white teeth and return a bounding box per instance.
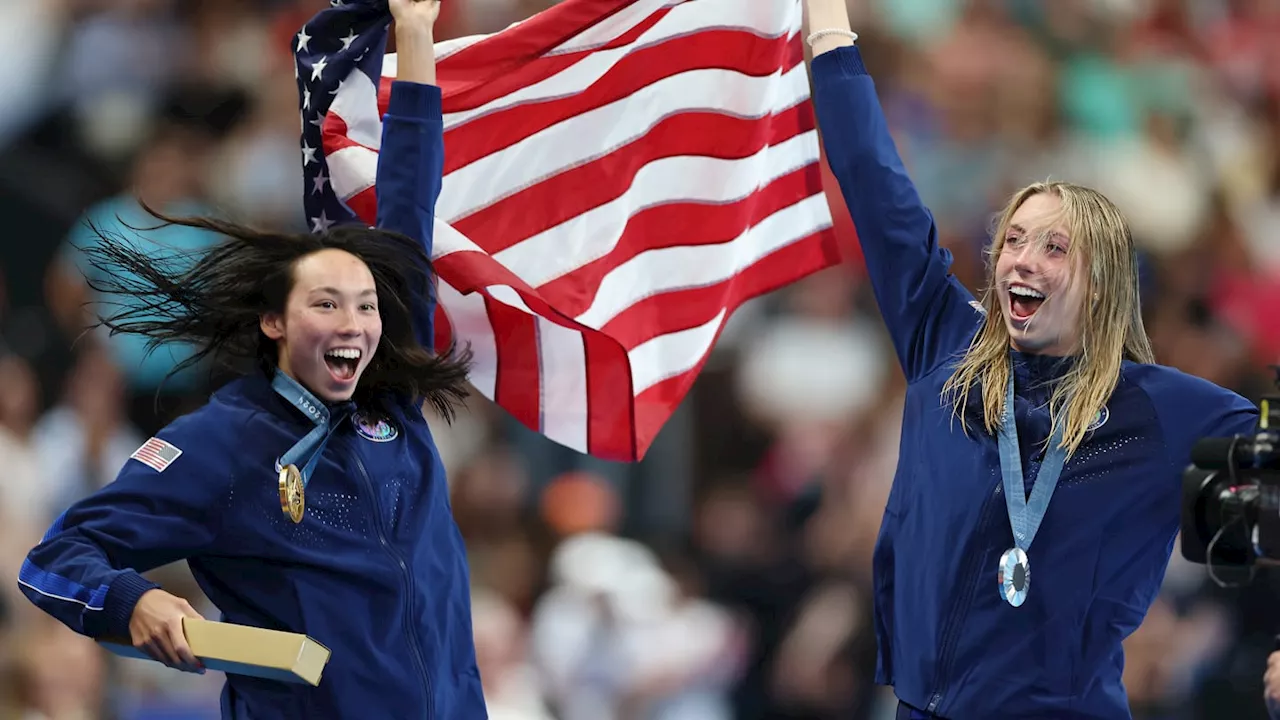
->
[1009,286,1045,299]
[326,349,361,360]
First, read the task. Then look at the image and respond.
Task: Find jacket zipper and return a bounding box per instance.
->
[352,447,435,720]
[926,478,1003,714]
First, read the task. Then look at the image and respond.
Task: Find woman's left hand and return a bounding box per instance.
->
[389,0,440,28]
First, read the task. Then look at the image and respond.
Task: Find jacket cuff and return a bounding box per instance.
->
[387,81,443,121]
[101,570,160,640]
[811,45,869,79]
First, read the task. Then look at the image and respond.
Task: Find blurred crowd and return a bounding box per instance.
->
[0,0,1277,718]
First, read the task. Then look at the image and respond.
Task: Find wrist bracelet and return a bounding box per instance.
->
[805,28,859,47]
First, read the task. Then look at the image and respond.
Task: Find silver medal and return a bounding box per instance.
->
[998,547,1030,607]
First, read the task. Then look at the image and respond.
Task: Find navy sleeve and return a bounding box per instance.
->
[17,422,228,640]
[809,47,981,381]
[375,80,445,350]
[1140,367,1259,479]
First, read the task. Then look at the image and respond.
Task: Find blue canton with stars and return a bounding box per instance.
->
[294,0,396,234]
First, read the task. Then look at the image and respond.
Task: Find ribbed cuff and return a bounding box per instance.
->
[101,571,160,640]
[388,81,443,120]
[812,45,869,79]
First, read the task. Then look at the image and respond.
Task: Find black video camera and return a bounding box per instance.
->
[1181,377,1280,571]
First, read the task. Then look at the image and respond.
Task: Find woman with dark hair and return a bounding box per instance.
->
[17,2,488,718]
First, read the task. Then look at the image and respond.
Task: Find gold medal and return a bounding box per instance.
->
[279,464,305,523]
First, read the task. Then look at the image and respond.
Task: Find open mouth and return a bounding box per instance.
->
[324,348,361,382]
[1008,285,1045,322]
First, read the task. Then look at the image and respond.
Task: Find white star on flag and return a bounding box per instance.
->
[311,212,334,232]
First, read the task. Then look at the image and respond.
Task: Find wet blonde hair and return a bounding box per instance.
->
[941,181,1155,457]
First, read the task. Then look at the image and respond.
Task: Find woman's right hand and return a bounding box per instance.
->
[389,0,440,29]
[805,0,857,56]
[129,588,206,673]
[390,0,440,86]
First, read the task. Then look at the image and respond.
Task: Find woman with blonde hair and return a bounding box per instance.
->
[803,1,1258,718]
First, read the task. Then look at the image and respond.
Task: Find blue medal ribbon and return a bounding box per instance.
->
[996,362,1068,606]
[271,371,349,489]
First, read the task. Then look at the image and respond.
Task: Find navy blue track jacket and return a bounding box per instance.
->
[18,81,487,719]
[811,47,1258,719]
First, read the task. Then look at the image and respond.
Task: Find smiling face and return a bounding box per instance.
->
[260,249,382,402]
[993,192,1088,356]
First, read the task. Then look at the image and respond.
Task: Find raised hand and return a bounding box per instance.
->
[389,0,440,28]
[390,0,439,85]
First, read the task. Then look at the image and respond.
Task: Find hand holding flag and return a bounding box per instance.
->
[387,0,440,26]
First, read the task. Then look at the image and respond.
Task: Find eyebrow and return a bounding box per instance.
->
[310,286,378,297]
[1008,224,1070,242]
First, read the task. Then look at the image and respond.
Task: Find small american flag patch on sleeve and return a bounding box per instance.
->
[130,437,183,473]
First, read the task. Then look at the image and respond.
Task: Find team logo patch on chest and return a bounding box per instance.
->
[1087,406,1110,432]
[352,410,399,442]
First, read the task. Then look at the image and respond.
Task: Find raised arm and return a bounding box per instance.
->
[376,0,443,349]
[805,0,981,382]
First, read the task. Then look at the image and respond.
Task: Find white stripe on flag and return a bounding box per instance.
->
[438,63,812,222]
[437,0,795,130]
[437,281,498,398]
[628,308,726,394]
[549,0,679,55]
[328,145,379,203]
[576,192,833,328]
[536,317,589,452]
[493,127,820,287]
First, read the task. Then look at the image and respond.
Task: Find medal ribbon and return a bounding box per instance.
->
[998,366,1069,552]
[271,371,349,489]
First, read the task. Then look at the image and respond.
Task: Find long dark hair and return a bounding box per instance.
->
[81,207,472,421]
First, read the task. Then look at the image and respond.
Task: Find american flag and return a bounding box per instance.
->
[294,0,838,461]
[130,437,184,473]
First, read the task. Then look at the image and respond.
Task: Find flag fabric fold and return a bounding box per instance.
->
[294,0,838,461]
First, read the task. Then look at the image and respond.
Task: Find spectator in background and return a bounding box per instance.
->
[30,341,145,520]
[0,355,43,522]
[0,354,45,632]
[7,612,106,720]
[46,121,223,436]
[0,0,66,147]
[472,587,554,720]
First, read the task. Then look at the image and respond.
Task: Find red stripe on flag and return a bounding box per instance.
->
[433,29,798,175]
[436,0,652,79]
[449,102,813,252]
[433,287,454,351]
[433,250,548,298]
[629,231,837,454]
[582,330,635,460]
[345,185,378,225]
[489,298,541,432]
[437,8,674,113]
[530,162,820,318]
[601,228,839,351]
[321,112,363,155]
